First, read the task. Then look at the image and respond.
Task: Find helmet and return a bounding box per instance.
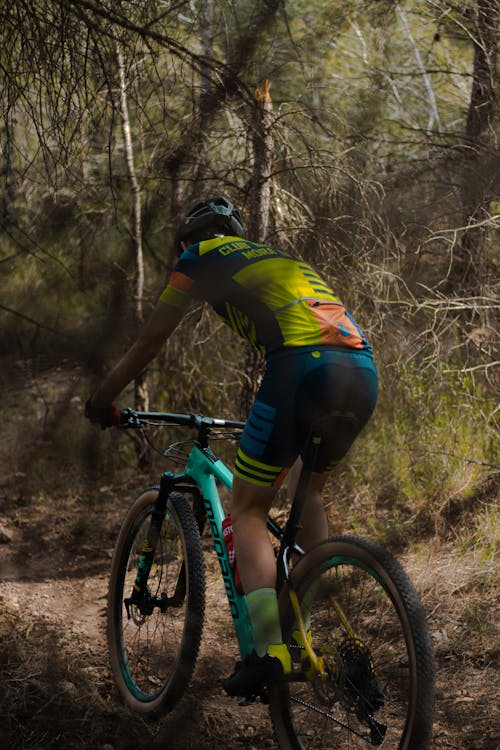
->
[174,196,245,255]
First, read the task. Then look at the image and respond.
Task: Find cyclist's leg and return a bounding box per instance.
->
[231,466,328,671]
[231,353,301,598]
[288,351,378,652]
[224,476,292,696]
[228,352,333,665]
[231,476,291,660]
[225,358,300,695]
[285,465,328,650]
[288,348,378,556]
[225,349,378,695]
[231,476,278,593]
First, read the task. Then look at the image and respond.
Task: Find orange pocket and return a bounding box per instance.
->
[308,302,364,348]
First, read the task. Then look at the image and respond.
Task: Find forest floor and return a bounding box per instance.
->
[0,477,498,750]
[0,367,498,749]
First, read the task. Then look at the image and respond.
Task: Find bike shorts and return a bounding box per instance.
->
[234,346,378,487]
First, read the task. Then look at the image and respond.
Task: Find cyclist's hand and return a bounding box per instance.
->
[85,398,122,429]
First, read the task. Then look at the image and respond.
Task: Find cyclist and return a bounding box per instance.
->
[85,196,378,697]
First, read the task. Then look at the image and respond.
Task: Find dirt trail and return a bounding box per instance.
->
[0,487,279,749]
[0,480,498,749]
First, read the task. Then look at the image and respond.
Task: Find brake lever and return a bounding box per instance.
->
[119,407,140,428]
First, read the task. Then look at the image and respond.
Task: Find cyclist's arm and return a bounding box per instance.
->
[90,300,183,408]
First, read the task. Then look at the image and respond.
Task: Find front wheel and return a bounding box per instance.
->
[270,535,435,749]
[107,489,205,716]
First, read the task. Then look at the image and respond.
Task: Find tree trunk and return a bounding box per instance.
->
[117,44,149,417]
[240,80,274,416]
[117,44,151,467]
[142,0,283,235]
[455,0,499,290]
[249,79,274,243]
[191,0,215,190]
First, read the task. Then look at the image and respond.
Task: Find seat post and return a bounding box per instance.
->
[285,433,322,544]
[276,433,322,592]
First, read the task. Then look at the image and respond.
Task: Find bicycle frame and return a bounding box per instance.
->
[122,409,321,666]
[184,442,256,658]
[129,438,255,658]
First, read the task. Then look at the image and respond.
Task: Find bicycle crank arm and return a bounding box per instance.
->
[366,714,387,746]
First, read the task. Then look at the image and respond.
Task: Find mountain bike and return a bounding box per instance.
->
[107,408,435,749]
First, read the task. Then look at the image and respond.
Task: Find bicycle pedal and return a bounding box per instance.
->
[236,689,268,706]
[236,695,254,706]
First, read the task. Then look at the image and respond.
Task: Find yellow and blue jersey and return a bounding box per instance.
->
[160,236,371,356]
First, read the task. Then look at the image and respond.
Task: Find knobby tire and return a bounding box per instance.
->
[270,535,435,750]
[107,489,205,716]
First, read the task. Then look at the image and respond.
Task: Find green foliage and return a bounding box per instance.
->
[328,359,498,548]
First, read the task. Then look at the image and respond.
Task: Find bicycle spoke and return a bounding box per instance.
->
[120,511,186,694]
[270,537,435,749]
[107,490,205,715]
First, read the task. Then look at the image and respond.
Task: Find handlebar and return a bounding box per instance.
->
[119,408,245,433]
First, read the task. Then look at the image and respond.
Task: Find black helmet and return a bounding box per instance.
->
[174,196,245,255]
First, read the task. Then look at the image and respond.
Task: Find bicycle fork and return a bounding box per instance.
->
[124,473,182,618]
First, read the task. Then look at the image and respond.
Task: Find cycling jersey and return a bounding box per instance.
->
[160,236,371,357]
[160,235,377,486]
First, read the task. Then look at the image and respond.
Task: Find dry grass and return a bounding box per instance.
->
[404,542,499,750]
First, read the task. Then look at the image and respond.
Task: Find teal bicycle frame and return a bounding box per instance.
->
[122,409,316,665]
[183,443,255,658]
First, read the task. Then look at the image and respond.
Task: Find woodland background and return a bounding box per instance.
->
[0,1,498,748]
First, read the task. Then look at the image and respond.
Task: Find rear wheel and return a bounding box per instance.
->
[270,535,435,749]
[107,489,205,715]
